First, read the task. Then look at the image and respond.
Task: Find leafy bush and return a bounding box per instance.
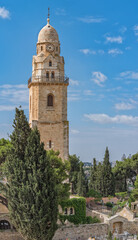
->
[85,216,100,224]
[59,198,86,224]
[87,189,102,200]
[59,198,100,225]
[106,202,113,208]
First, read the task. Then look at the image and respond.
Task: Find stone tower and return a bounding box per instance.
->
[28,14,69,160]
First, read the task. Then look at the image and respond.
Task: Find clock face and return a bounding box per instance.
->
[46,44,55,52]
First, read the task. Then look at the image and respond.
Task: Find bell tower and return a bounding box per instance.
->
[28,11,69,160]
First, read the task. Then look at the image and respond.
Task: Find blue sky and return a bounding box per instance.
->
[0,0,138,162]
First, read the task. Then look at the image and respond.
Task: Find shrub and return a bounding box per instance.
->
[106,202,113,208]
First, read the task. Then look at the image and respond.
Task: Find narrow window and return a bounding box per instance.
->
[56,46,58,51]
[49,61,52,67]
[70,208,73,215]
[49,140,52,148]
[41,46,43,51]
[46,72,49,78]
[64,208,68,215]
[47,94,53,106]
[51,72,54,79]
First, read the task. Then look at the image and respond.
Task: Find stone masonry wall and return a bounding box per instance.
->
[0,221,138,240]
[53,223,109,240]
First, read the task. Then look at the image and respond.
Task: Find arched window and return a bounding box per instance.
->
[0,220,11,230]
[47,94,53,106]
[49,140,52,148]
[49,61,52,67]
[70,208,73,215]
[41,46,43,51]
[51,72,54,79]
[46,72,49,79]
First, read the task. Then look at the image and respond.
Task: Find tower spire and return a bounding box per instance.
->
[47,7,50,24]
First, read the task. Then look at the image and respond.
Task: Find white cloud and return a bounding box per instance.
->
[84,113,138,125]
[133,25,138,36]
[91,72,107,87]
[106,86,122,92]
[120,71,138,80]
[0,105,28,111]
[119,26,127,34]
[105,36,123,44]
[0,84,27,89]
[71,129,79,134]
[0,7,10,19]
[78,16,105,23]
[68,90,81,101]
[115,99,137,110]
[80,49,96,55]
[69,79,79,86]
[84,90,94,96]
[55,8,66,16]
[0,84,28,103]
[98,49,105,55]
[80,49,105,55]
[125,46,131,51]
[115,102,136,110]
[108,48,123,56]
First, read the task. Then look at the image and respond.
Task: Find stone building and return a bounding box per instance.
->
[28,13,69,160]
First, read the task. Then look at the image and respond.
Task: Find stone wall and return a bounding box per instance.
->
[0,232,23,240]
[0,220,138,240]
[53,223,109,240]
[123,220,138,234]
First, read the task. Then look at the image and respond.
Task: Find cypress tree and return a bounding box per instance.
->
[3,108,58,240]
[6,128,58,240]
[10,107,31,160]
[102,147,115,197]
[77,162,86,196]
[95,162,103,195]
[89,158,97,190]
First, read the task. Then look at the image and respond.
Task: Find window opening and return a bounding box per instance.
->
[49,61,52,67]
[41,46,43,51]
[51,72,54,78]
[46,72,49,78]
[70,208,73,215]
[49,140,52,148]
[0,220,11,230]
[47,94,53,106]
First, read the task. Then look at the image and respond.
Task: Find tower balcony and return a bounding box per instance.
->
[28,76,69,85]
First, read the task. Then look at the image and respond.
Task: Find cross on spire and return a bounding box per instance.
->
[47,7,50,24]
[48,7,50,19]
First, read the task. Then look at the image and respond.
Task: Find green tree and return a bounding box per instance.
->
[77,162,86,196]
[95,162,103,195]
[113,160,128,192]
[47,149,70,201]
[102,147,115,197]
[115,192,127,201]
[0,138,12,165]
[131,175,138,200]
[6,128,58,240]
[89,158,97,190]
[69,154,81,194]
[113,155,137,192]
